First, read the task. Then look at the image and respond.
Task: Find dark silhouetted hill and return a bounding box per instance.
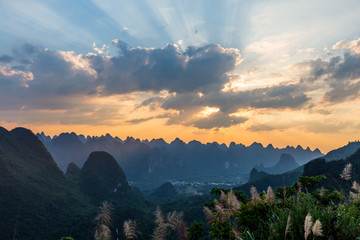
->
[236,166,304,194]
[150,182,177,201]
[0,127,94,240]
[78,151,129,204]
[65,162,80,175]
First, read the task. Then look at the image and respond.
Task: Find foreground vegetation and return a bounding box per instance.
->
[66,163,360,240]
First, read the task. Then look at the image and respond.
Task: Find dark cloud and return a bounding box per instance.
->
[90,43,241,94]
[153,83,310,129]
[0,54,12,63]
[300,53,360,103]
[247,124,275,132]
[190,112,247,129]
[161,84,310,113]
[126,113,172,124]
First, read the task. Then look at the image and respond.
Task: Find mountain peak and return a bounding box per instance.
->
[65,162,80,175]
[79,151,129,203]
[272,153,299,173]
[250,142,264,148]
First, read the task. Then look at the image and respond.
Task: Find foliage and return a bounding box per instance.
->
[193,169,360,240]
[187,221,206,240]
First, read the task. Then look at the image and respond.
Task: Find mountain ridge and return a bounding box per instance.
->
[36,131,323,188]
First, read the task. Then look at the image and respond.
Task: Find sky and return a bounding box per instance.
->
[1,0,360,153]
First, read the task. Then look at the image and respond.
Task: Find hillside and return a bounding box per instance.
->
[0,127,94,240]
[323,141,360,161]
[302,146,360,192]
[78,151,130,204]
[0,127,157,240]
[236,166,303,194]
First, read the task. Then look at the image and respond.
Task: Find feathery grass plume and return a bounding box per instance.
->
[166,211,183,231]
[312,220,323,237]
[340,163,352,181]
[177,220,188,240]
[350,191,357,200]
[123,220,137,239]
[250,186,260,205]
[304,213,313,240]
[220,190,227,205]
[215,204,228,222]
[350,181,360,201]
[95,201,112,240]
[352,181,360,193]
[203,206,215,223]
[233,229,241,239]
[153,206,166,240]
[265,186,276,204]
[319,187,325,197]
[285,215,291,237]
[226,190,240,214]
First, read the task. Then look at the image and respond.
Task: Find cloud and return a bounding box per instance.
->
[126,113,172,124]
[190,112,247,129]
[247,124,275,132]
[2,40,360,130]
[161,83,310,113]
[295,52,360,103]
[87,43,241,95]
[0,42,244,129]
[149,82,310,129]
[333,38,360,54]
[0,55,12,63]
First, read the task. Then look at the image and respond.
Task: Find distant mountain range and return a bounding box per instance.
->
[36,132,323,187]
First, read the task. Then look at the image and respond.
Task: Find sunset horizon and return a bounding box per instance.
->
[1,0,360,154]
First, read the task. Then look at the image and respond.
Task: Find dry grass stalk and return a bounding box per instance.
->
[153,206,166,240]
[226,190,240,215]
[285,215,291,237]
[250,186,260,205]
[203,206,215,223]
[352,181,360,193]
[95,202,112,240]
[233,229,241,239]
[153,207,184,240]
[265,186,276,204]
[123,220,137,239]
[166,211,183,231]
[340,163,352,181]
[319,187,325,197]
[211,190,240,222]
[220,191,227,205]
[350,191,357,200]
[304,213,313,240]
[312,219,323,237]
[350,181,360,201]
[177,220,188,240]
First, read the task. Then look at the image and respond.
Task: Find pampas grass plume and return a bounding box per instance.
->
[304,213,313,240]
[312,219,323,237]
